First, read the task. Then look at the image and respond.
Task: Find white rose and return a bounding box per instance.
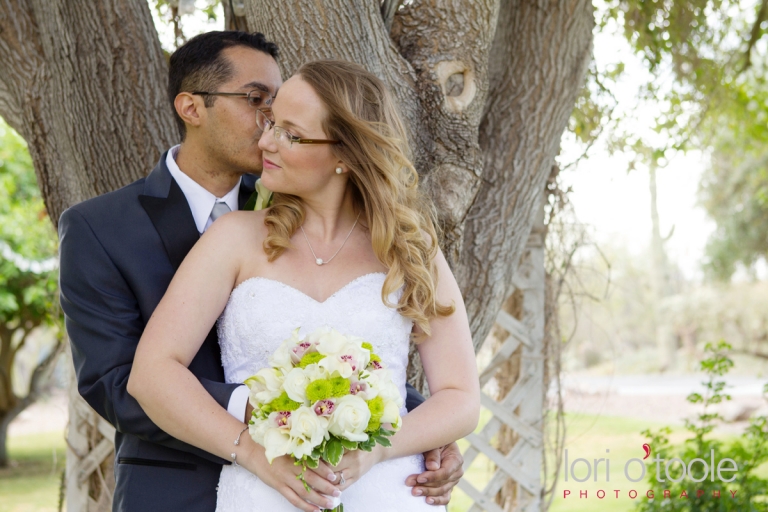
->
[245,368,284,405]
[263,427,292,463]
[282,367,310,404]
[290,406,329,448]
[328,395,371,442]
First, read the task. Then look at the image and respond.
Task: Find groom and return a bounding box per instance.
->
[60,31,463,511]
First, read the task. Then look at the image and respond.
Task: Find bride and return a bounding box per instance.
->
[129,60,479,512]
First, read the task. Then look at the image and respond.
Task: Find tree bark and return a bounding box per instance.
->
[222,0,249,31]
[0,0,175,506]
[0,0,177,225]
[457,0,594,350]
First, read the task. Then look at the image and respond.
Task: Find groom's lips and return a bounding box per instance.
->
[263,158,281,170]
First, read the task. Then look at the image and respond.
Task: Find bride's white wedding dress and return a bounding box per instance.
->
[215,272,445,512]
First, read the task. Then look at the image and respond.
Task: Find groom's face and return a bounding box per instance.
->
[202,46,282,174]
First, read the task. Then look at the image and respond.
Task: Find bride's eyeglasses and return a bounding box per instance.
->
[255,108,340,149]
[192,90,273,109]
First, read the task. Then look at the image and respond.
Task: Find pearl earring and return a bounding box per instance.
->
[335,167,343,174]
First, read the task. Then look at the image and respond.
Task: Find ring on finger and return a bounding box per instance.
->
[338,471,346,486]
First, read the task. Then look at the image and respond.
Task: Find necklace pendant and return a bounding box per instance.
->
[316,258,324,266]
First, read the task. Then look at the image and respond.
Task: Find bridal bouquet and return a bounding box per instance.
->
[244,327,402,510]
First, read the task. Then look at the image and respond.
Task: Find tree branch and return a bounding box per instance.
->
[223,0,249,31]
[22,331,64,406]
[0,0,45,136]
[390,0,498,267]
[742,0,768,72]
[380,0,403,31]
[457,0,594,349]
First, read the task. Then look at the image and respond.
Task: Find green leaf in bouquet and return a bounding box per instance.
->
[340,438,358,450]
[372,435,392,447]
[304,456,319,469]
[359,437,376,452]
[325,437,344,466]
[378,428,395,437]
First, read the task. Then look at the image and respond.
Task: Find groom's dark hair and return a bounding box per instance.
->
[168,31,279,139]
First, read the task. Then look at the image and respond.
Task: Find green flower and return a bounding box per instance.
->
[367,396,385,420]
[361,342,373,352]
[298,352,324,368]
[365,396,385,433]
[366,418,381,433]
[267,391,301,412]
[306,379,333,402]
[330,376,351,398]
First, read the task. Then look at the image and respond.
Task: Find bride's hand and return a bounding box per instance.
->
[241,444,341,512]
[330,445,386,492]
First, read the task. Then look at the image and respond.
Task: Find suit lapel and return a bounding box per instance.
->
[138,153,259,270]
[238,173,258,210]
[138,154,200,270]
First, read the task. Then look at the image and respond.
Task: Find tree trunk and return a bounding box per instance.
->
[0,1,176,509]
[457,0,594,351]
[245,1,593,369]
[0,406,21,467]
[649,164,676,369]
[222,0,249,31]
[0,0,177,224]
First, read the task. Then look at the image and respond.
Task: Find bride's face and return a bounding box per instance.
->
[258,76,342,199]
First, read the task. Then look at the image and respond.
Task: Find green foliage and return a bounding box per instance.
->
[586,1,768,279]
[0,121,58,331]
[635,341,768,511]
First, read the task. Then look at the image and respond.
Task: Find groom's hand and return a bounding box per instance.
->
[406,442,464,506]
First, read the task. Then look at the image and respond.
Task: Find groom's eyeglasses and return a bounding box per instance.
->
[192,90,273,109]
[255,108,340,148]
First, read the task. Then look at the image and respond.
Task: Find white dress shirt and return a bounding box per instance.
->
[165,145,250,421]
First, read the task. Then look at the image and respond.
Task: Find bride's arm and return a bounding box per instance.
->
[333,247,479,489]
[127,212,339,512]
[386,247,480,457]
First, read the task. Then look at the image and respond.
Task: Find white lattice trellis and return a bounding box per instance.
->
[66,344,115,512]
[458,210,545,512]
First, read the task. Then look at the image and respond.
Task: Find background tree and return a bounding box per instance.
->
[0,121,61,468]
[0,0,592,509]
[598,1,768,282]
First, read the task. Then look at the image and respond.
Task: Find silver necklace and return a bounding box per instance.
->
[300,212,361,266]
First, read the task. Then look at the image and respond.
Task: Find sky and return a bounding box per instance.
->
[559,20,717,281]
[157,3,719,281]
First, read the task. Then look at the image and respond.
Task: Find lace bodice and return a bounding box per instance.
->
[215,272,444,512]
[218,272,412,415]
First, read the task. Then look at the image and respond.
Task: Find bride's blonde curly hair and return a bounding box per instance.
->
[263,59,454,335]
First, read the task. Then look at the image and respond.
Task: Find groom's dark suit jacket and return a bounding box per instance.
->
[60,152,427,512]
[59,153,256,512]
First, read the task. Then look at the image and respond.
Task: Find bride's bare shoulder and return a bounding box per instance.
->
[200,209,269,249]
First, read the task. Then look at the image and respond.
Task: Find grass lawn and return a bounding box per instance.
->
[3,417,765,512]
[0,431,65,512]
